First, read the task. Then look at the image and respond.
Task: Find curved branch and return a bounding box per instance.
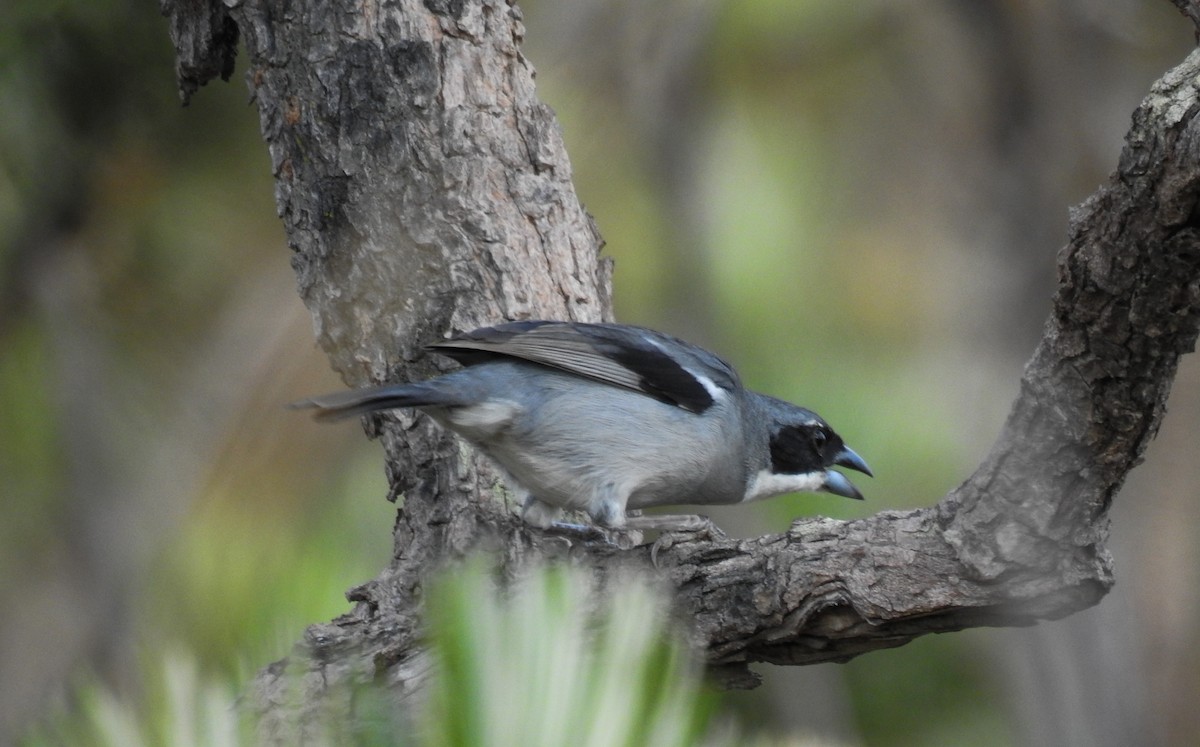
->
[643,46,1200,685]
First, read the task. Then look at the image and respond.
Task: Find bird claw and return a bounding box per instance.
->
[543,521,642,550]
[540,513,726,556]
[648,516,726,568]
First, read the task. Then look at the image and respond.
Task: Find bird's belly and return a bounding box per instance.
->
[434,372,746,513]
[489,448,600,512]
[482,417,742,512]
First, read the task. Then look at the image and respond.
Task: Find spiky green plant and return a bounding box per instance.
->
[22,560,732,746]
[421,561,713,747]
[24,651,247,747]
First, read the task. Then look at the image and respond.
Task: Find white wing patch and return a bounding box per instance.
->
[644,335,728,403]
[743,468,828,503]
[690,369,728,403]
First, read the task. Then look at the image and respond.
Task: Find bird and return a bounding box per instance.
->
[290,320,872,533]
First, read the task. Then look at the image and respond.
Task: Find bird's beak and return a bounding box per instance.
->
[821,470,864,501]
[833,445,873,477]
[821,445,872,501]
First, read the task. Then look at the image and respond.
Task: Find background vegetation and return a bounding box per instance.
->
[1,1,1197,744]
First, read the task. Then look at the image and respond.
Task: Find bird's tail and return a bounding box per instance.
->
[288,382,461,422]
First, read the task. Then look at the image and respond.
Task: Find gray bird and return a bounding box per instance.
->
[291,320,872,533]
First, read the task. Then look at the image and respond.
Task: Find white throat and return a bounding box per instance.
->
[743,469,827,503]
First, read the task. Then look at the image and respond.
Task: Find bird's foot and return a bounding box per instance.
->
[543,521,643,550]
[644,515,727,567]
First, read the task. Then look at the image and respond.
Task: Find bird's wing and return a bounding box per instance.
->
[428,321,739,414]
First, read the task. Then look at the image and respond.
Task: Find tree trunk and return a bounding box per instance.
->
[161,0,1200,737]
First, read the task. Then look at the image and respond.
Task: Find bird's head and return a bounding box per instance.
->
[744,396,873,502]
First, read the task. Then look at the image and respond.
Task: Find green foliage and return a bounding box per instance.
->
[24,652,248,747]
[422,561,713,747]
[0,322,61,574]
[844,633,1014,747]
[137,451,391,682]
[24,562,735,746]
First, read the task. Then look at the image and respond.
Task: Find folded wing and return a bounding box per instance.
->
[429,321,739,414]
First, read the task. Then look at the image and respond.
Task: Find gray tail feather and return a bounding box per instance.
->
[288,382,459,422]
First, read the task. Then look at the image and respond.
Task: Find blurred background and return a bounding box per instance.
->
[1,0,1197,744]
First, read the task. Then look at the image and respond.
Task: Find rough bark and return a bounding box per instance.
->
[161,0,1200,735]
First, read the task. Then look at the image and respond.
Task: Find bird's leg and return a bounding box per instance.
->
[520,496,564,528]
[519,495,637,547]
[521,495,601,541]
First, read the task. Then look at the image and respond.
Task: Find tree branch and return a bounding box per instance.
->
[162,0,1200,730]
[642,46,1200,684]
[159,0,238,104]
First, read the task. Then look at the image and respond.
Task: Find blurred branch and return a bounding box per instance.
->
[158,0,237,104]
[161,0,1200,734]
[1171,0,1200,36]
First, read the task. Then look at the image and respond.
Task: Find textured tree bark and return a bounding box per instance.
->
[161,0,1200,735]
[161,0,611,735]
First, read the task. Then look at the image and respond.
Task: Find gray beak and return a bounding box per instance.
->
[821,445,872,500]
[821,470,864,500]
[833,446,873,477]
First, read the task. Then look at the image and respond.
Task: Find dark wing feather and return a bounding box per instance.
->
[428,321,738,413]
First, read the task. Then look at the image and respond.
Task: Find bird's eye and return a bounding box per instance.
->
[811,429,828,450]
